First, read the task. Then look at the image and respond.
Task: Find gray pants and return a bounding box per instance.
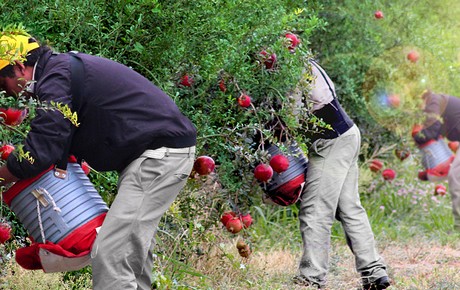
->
[298,125,387,286]
[448,148,460,230]
[91,146,195,290]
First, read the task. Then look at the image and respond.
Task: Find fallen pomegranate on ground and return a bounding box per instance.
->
[270,154,289,173]
[241,213,253,229]
[0,223,11,244]
[193,156,215,176]
[225,217,243,234]
[434,184,447,196]
[369,159,383,172]
[254,163,273,182]
[236,239,251,258]
[382,168,396,181]
[220,211,237,227]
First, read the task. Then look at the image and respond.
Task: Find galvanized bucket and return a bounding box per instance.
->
[419,138,454,181]
[420,138,452,169]
[3,162,108,244]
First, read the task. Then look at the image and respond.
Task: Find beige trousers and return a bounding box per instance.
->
[91,146,195,290]
[448,149,460,230]
[298,125,388,286]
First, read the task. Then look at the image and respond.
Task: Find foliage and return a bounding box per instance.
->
[1,0,460,289]
[307,0,460,153]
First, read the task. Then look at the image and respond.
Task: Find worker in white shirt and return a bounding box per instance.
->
[292,59,390,290]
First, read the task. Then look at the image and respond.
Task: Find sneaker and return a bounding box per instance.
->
[362,276,391,290]
[292,275,322,288]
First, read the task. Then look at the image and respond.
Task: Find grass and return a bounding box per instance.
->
[2,233,459,289]
[1,148,460,289]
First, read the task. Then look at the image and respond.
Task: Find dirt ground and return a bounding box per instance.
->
[244,240,460,290]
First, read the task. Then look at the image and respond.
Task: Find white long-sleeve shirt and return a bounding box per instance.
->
[289,59,335,117]
[308,60,335,112]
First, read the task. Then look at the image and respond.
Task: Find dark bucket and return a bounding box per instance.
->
[261,142,309,206]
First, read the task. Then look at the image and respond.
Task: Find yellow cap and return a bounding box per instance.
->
[0,34,40,71]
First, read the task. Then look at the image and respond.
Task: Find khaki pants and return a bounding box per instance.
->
[298,125,387,286]
[91,146,195,290]
[448,149,460,230]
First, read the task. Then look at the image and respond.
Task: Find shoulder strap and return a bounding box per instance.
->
[55,53,84,172]
[309,59,337,99]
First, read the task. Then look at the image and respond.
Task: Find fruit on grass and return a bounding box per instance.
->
[285,33,300,50]
[374,10,384,19]
[180,75,193,87]
[81,161,91,175]
[237,94,251,108]
[418,170,428,181]
[0,144,15,160]
[236,239,246,250]
[237,240,251,258]
[220,211,236,226]
[395,148,410,161]
[407,50,420,63]
[434,184,447,196]
[0,223,11,244]
[0,108,27,126]
[193,156,215,176]
[382,168,396,181]
[259,50,277,70]
[269,154,290,173]
[369,159,383,172]
[387,94,400,108]
[254,163,273,182]
[448,141,459,152]
[225,217,243,234]
[241,213,253,229]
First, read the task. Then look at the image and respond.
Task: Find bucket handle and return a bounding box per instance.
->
[31,188,50,207]
[32,187,62,243]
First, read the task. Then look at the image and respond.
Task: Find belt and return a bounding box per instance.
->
[144,146,196,157]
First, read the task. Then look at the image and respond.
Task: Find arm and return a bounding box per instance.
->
[7,54,74,179]
[413,91,445,145]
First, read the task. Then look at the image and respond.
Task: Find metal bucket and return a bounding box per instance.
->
[420,138,453,169]
[3,163,108,244]
[419,138,454,181]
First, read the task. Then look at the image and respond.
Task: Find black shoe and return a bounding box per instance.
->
[362,276,391,290]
